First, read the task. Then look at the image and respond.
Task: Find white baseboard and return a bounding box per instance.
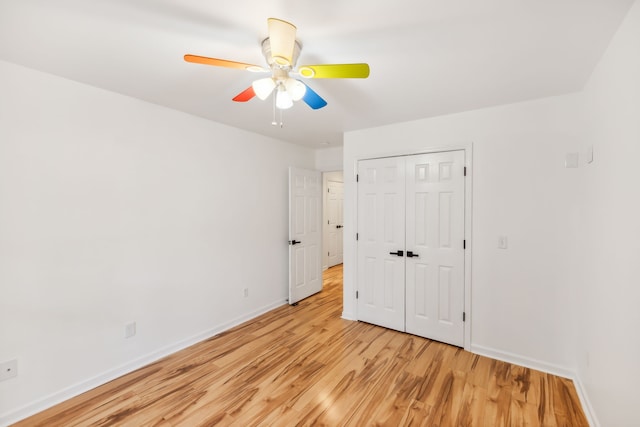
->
[571,374,600,427]
[471,344,575,378]
[0,299,287,427]
[471,344,598,427]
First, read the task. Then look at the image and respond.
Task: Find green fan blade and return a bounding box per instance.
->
[298,63,370,79]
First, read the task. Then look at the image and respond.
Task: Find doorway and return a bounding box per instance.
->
[322,171,344,270]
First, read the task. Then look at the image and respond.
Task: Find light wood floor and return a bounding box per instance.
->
[15,264,588,426]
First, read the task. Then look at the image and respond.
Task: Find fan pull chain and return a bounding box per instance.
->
[270,92,284,127]
[272,94,277,126]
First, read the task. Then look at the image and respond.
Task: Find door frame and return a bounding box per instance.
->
[351,144,473,351]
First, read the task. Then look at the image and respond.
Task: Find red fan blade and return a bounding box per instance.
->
[232,86,256,102]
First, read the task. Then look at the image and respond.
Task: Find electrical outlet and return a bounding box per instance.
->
[565,152,579,168]
[243,288,249,298]
[0,359,18,381]
[125,322,136,338]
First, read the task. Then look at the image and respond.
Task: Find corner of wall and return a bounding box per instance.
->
[572,374,601,427]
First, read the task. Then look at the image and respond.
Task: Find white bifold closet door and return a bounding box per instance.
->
[356,151,466,347]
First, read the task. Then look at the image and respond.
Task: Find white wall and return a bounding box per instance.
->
[344,93,585,372]
[314,146,343,172]
[0,60,314,424]
[343,3,640,425]
[574,1,640,425]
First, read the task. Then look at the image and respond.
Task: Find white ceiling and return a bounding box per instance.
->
[0,0,633,148]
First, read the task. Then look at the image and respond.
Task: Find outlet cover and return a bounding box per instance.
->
[0,359,18,381]
[565,153,579,168]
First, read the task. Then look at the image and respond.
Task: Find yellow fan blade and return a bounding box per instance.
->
[298,63,370,79]
[184,54,264,71]
[267,18,297,66]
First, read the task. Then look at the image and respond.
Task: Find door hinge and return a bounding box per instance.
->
[328,220,330,225]
[464,167,467,176]
[356,233,359,241]
[463,312,466,322]
[356,174,359,182]
[463,240,466,249]
[356,291,359,299]
[328,251,330,256]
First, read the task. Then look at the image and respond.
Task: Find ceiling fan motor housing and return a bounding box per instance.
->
[261,37,302,70]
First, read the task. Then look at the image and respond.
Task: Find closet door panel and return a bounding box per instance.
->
[405,151,465,346]
[356,157,406,332]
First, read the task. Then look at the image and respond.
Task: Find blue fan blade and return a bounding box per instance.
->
[301,82,327,109]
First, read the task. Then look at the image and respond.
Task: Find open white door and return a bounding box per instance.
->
[289,167,322,305]
[327,179,344,267]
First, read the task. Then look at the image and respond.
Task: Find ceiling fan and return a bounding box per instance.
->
[184,18,370,113]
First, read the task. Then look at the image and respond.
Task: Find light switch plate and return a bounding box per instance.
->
[586,145,594,164]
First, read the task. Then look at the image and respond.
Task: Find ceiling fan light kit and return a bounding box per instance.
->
[285,78,306,101]
[276,85,294,110]
[252,77,277,100]
[184,17,370,123]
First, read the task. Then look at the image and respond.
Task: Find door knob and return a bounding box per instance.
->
[389,250,404,257]
[336,225,343,229]
[289,240,301,245]
[407,251,419,258]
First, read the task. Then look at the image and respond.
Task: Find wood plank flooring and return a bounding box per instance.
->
[14,265,589,426]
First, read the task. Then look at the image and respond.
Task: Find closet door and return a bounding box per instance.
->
[356,157,406,332]
[405,151,465,346]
